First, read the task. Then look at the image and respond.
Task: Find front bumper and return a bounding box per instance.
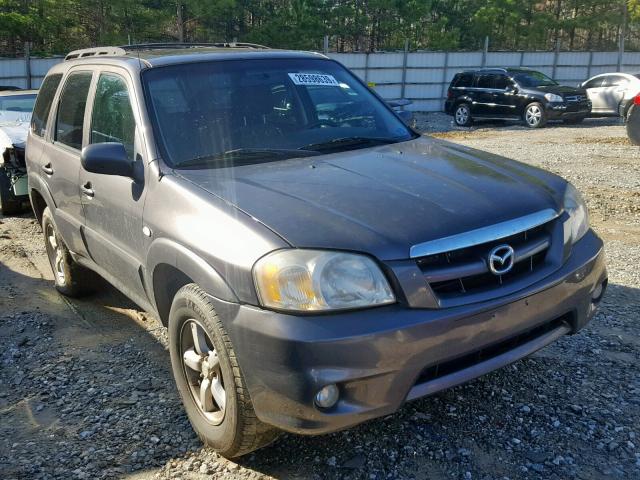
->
[547,101,592,120]
[217,231,606,435]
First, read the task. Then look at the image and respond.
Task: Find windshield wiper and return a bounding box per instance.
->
[298,136,403,152]
[173,148,319,169]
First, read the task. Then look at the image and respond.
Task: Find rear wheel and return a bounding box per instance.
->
[41,207,99,296]
[0,167,22,216]
[168,284,280,457]
[523,102,547,128]
[454,103,473,127]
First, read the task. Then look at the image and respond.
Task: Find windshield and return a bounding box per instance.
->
[511,71,558,88]
[143,58,414,168]
[0,94,36,113]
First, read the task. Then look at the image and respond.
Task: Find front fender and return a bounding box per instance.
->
[146,237,238,306]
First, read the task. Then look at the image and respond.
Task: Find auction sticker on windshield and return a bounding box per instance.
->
[288,73,339,86]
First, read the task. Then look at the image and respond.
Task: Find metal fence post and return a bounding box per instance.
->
[364,52,369,83]
[323,35,329,55]
[24,42,31,89]
[400,39,409,100]
[587,51,593,79]
[552,39,560,79]
[481,36,489,67]
[440,51,450,112]
[617,32,625,72]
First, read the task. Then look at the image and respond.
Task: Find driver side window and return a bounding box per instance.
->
[90,73,136,161]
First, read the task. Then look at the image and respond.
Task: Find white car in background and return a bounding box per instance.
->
[580,73,640,118]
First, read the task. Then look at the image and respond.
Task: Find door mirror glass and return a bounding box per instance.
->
[81,142,133,178]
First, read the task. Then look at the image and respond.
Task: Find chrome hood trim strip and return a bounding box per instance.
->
[409,208,560,258]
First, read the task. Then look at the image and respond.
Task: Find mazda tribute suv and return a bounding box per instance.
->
[26,44,607,457]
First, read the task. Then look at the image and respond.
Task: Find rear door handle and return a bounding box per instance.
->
[81,182,94,198]
[41,163,53,175]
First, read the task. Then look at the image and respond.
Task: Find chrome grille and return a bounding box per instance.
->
[565,94,587,103]
[415,217,558,305]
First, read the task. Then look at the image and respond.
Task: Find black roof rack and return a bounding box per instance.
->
[65,42,271,61]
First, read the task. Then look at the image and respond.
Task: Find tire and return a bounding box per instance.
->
[41,207,100,297]
[0,167,22,216]
[168,284,280,457]
[563,116,585,125]
[627,106,640,146]
[523,102,547,128]
[453,103,473,127]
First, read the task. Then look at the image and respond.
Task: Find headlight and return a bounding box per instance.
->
[544,93,564,103]
[253,249,395,312]
[564,183,589,244]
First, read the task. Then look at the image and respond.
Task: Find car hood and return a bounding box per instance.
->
[175,137,567,260]
[535,85,586,97]
[0,120,29,151]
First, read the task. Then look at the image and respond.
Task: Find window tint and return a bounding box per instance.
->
[583,77,604,89]
[31,74,62,137]
[603,75,629,87]
[475,74,495,89]
[143,58,413,168]
[494,75,510,90]
[0,94,37,112]
[55,72,93,149]
[453,73,473,88]
[90,74,136,160]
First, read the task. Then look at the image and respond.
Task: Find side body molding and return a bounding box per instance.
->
[146,237,239,306]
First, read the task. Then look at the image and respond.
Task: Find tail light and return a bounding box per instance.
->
[634,94,640,106]
[447,90,454,99]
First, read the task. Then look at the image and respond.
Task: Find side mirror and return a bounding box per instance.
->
[81,143,134,178]
[507,84,519,94]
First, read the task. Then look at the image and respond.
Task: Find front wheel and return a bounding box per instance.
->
[168,284,280,457]
[454,103,473,127]
[523,102,547,128]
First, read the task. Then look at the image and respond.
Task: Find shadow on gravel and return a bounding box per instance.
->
[0,256,196,479]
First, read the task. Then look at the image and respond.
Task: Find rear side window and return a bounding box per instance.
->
[55,72,93,149]
[90,74,136,161]
[603,75,629,87]
[452,73,473,88]
[475,74,494,89]
[31,74,62,137]
[583,77,604,89]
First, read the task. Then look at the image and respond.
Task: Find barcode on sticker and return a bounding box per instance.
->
[288,73,339,87]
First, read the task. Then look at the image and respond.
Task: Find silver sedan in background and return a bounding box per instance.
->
[580,73,640,119]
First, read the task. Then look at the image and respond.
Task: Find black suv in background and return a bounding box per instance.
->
[445,68,591,128]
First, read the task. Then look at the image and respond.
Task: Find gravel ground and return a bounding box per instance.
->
[1,116,639,480]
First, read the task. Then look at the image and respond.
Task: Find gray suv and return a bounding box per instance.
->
[26,44,607,457]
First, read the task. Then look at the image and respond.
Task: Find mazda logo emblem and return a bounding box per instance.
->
[488,244,515,275]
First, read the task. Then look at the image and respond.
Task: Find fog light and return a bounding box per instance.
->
[315,384,339,409]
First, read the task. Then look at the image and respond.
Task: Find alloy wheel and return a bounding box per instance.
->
[525,105,542,127]
[455,106,469,125]
[180,320,226,425]
[45,223,65,284]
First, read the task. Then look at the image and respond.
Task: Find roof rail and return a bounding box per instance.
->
[65,42,271,61]
[65,47,127,61]
[120,42,270,51]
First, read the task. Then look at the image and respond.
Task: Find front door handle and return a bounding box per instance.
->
[81,182,94,198]
[41,163,53,175]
